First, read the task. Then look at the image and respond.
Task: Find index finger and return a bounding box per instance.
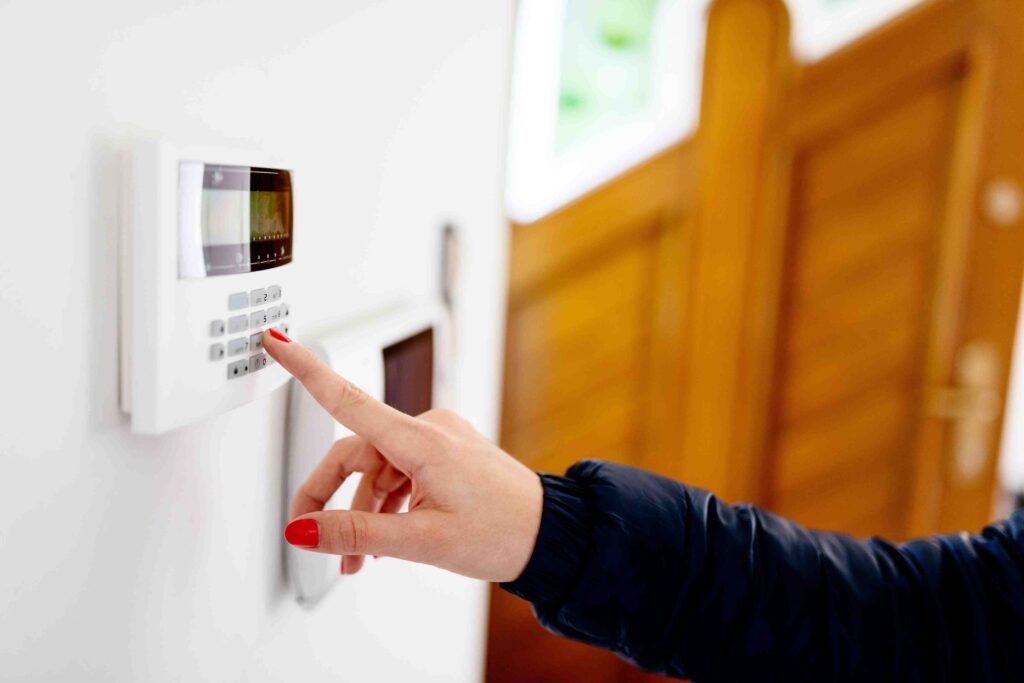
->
[263,329,425,465]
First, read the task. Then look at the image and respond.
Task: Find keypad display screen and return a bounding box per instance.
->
[200,165,293,276]
[383,328,434,416]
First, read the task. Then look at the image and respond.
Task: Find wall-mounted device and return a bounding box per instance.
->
[286,304,448,605]
[120,142,295,434]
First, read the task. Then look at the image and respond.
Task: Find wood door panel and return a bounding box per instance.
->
[774,449,904,538]
[503,241,656,473]
[797,86,955,212]
[792,175,935,293]
[765,66,962,538]
[774,379,912,497]
[489,141,690,682]
[787,255,927,356]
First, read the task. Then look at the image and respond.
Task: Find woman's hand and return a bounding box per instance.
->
[263,329,544,582]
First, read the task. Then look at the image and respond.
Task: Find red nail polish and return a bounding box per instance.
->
[284,519,319,548]
[269,328,291,343]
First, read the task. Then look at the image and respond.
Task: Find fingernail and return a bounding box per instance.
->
[269,328,291,343]
[284,519,319,548]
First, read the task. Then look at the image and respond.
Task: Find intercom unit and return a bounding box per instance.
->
[120,141,296,434]
[286,303,449,605]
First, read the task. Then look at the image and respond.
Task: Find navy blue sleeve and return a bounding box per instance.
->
[501,460,1024,682]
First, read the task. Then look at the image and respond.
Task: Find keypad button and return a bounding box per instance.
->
[267,305,281,323]
[275,323,290,337]
[227,359,249,379]
[281,302,290,318]
[228,292,249,310]
[250,288,269,306]
[228,337,249,356]
[209,343,225,361]
[250,332,264,352]
[268,285,282,302]
[251,309,268,328]
[228,315,248,334]
[250,352,269,373]
[209,320,225,337]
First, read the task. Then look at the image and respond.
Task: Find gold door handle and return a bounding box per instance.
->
[925,342,1001,486]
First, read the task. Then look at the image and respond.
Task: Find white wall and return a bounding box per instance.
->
[0,1,513,680]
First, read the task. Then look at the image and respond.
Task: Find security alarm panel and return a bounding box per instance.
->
[121,141,295,434]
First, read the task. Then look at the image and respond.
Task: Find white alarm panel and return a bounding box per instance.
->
[120,140,296,434]
[287,303,449,605]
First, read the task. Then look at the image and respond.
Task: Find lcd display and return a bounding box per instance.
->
[199,165,292,276]
[383,328,435,417]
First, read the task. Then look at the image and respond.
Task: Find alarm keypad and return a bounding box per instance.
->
[209,284,287,379]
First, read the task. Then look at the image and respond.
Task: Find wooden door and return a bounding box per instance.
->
[694,0,1024,542]
[486,142,695,683]
[487,0,1024,680]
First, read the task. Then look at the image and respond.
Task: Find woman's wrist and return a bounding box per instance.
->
[500,472,594,606]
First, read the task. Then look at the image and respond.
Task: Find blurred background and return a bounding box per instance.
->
[495,0,1024,680]
[2,0,1023,681]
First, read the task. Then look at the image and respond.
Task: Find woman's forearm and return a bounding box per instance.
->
[502,460,1024,682]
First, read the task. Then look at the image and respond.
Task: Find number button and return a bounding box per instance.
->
[267,305,281,323]
[250,352,269,373]
[209,320,225,337]
[228,315,248,334]
[250,332,264,351]
[227,359,249,379]
[228,292,249,310]
[209,343,225,361]
[281,302,290,318]
[228,337,249,356]
[250,288,269,306]
[251,310,268,328]
[268,285,282,302]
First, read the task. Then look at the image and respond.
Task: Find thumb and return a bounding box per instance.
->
[284,509,439,562]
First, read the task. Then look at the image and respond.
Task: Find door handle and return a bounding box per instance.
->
[925,342,1001,486]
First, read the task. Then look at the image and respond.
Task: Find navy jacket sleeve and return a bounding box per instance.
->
[501,460,1024,682]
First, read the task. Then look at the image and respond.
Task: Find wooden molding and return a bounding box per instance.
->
[677,0,794,502]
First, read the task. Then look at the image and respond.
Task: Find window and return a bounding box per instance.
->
[786,0,926,61]
[505,0,709,223]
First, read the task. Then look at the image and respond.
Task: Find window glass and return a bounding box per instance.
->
[786,0,925,61]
